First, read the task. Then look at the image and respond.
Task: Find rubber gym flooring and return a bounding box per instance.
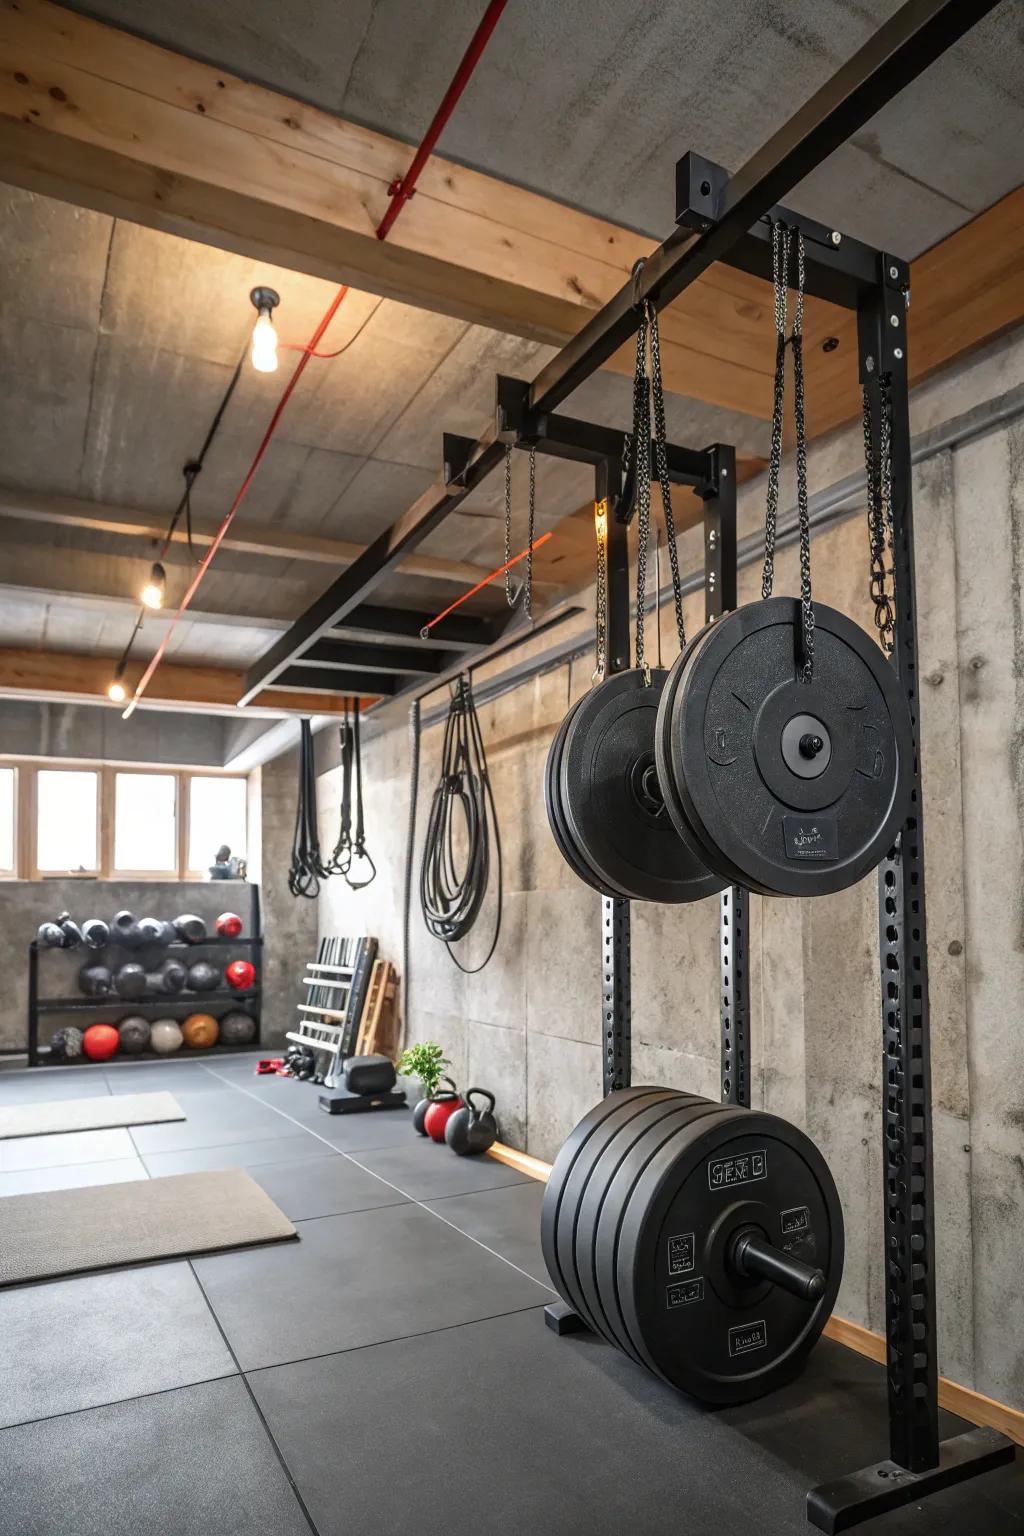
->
[1,1053,1022,1535]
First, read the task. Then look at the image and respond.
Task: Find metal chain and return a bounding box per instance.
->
[761,220,790,599]
[524,447,536,620]
[862,374,896,653]
[647,303,687,652]
[791,228,814,682]
[632,307,653,682]
[593,495,608,682]
[503,445,517,607]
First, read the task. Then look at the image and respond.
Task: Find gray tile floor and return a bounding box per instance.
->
[0,1052,1022,1535]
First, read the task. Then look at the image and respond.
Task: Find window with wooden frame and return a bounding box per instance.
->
[0,761,248,880]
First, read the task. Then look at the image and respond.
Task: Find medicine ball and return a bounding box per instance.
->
[187,961,219,993]
[114,962,148,1000]
[50,1026,83,1061]
[216,912,243,938]
[182,1012,219,1049]
[225,959,255,992]
[137,916,167,946]
[79,962,114,998]
[118,1015,151,1054]
[111,909,143,947]
[82,1023,119,1062]
[158,957,187,994]
[174,913,207,944]
[150,1019,184,1055]
[220,1010,256,1046]
[37,922,65,949]
[82,918,110,950]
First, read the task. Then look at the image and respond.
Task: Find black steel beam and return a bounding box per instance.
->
[302,639,444,675]
[330,604,490,649]
[266,666,402,698]
[527,0,1003,417]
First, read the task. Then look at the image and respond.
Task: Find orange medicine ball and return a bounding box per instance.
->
[182,1013,219,1049]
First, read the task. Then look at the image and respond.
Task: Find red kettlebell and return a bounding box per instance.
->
[225,959,256,991]
[216,912,243,938]
[423,1089,463,1144]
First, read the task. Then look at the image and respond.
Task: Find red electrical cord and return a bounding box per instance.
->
[123,0,509,718]
[419,531,553,635]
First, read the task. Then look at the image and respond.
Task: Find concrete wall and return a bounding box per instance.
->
[0,699,230,766]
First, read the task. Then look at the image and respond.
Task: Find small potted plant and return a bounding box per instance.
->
[397,1041,454,1136]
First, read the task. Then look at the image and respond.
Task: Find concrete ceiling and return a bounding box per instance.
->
[63,0,1024,258]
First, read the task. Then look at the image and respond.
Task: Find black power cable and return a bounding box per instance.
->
[288,718,329,898]
[419,674,502,972]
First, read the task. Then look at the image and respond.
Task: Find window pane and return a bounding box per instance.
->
[188,777,247,873]
[114,773,177,871]
[0,767,14,871]
[36,770,98,872]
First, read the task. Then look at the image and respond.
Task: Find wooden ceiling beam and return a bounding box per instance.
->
[0,0,778,419]
[0,647,368,716]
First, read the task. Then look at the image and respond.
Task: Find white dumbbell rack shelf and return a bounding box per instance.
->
[285,934,377,1089]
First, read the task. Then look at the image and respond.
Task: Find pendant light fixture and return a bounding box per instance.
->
[250,286,281,373]
[140,561,166,610]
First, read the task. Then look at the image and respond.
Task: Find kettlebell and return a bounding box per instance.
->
[82,918,110,950]
[111,909,143,948]
[413,1075,457,1136]
[423,1089,464,1144]
[36,921,65,949]
[445,1088,498,1156]
[174,913,207,944]
[137,916,167,946]
[57,911,84,949]
[78,962,114,998]
[114,962,147,1000]
[158,956,187,994]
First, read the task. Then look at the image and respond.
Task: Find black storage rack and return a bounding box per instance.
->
[27,883,263,1066]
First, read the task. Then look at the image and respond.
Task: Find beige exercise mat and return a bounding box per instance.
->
[0,1091,185,1140]
[0,1168,297,1286]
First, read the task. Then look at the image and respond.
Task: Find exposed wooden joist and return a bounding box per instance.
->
[0,0,785,418]
[0,647,373,716]
[0,485,544,589]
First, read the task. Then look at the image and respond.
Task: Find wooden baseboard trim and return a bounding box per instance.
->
[487,1141,1024,1446]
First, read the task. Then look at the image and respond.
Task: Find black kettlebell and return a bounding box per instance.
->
[444,1088,498,1156]
[82,918,110,950]
[137,916,166,946]
[37,921,65,949]
[187,960,219,992]
[111,909,143,948]
[57,911,84,949]
[158,956,187,994]
[78,962,114,998]
[174,913,207,944]
[413,1075,458,1136]
[114,961,148,999]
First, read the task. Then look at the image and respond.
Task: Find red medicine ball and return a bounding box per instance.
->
[225,959,255,992]
[82,1023,120,1062]
[216,912,243,938]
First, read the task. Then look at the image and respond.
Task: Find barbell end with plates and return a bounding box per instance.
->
[730,1227,826,1302]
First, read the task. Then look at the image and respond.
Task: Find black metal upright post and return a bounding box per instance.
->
[598,455,632,1096]
[701,444,751,1108]
[807,253,1014,1532]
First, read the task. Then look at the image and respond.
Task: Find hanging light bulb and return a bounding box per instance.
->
[249,285,281,374]
[140,561,166,610]
[107,662,127,704]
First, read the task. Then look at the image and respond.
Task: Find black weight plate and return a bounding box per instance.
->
[540,1087,667,1316]
[672,597,913,897]
[545,696,623,898]
[618,1104,844,1404]
[593,1097,732,1361]
[560,668,724,904]
[552,1090,683,1339]
[576,1094,707,1358]
[666,624,775,896]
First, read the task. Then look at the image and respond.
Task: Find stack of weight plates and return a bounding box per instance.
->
[544,668,724,903]
[654,597,914,896]
[540,1086,844,1404]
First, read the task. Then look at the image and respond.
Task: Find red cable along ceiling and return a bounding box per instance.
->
[123,0,510,718]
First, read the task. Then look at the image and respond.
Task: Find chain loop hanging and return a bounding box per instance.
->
[862,375,896,653]
[592,495,609,682]
[503,445,517,607]
[503,443,537,618]
[760,221,814,681]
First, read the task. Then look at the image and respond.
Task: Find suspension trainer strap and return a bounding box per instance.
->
[345,702,377,890]
[288,718,329,899]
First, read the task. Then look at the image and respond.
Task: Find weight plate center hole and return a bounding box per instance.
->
[629,751,667,822]
[780,713,832,780]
